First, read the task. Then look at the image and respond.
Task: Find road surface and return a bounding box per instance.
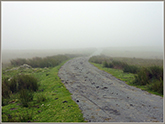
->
[58,56,163,122]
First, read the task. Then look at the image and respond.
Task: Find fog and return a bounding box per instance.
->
[2,1,163,50]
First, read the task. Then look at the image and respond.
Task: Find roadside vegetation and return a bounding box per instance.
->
[2,54,85,122]
[9,54,78,68]
[89,55,163,96]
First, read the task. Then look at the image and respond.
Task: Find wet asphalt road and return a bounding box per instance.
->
[58,57,163,122]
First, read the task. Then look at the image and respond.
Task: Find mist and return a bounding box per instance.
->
[2,1,163,50]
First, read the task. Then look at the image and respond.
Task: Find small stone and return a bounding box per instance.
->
[91,82,95,85]
[102,87,108,89]
[63,101,68,103]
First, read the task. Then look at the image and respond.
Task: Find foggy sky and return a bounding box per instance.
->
[2,1,164,50]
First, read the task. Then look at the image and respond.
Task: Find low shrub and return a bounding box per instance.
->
[133,66,163,85]
[19,89,34,107]
[111,60,127,69]
[2,78,12,106]
[17,74,38,91]
[103,60,128,70]
[10,58,27,67]
[9,74,38,93]
[2,75,38,107]
[108,63,114,68]
[132,66,163,95]
[133,67,150,85]
[147,79,163,94]
[148,66,163,80]
[2,78,11,98]
[103,61,109,68]
[123,65,139,74]
[9,76,18,93]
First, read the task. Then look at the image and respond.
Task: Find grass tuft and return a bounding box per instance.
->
[19,89,34,107]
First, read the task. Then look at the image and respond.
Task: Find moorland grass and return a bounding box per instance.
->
[2,60,85,122]
[89,55,163,67]
[10,54,79,68]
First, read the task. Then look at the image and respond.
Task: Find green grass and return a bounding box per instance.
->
[90,62,163,97]
[91,62,135,84]
[2,60,85,122]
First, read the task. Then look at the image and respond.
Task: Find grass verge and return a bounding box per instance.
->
[90,62,163,97]
[2,60,85,122]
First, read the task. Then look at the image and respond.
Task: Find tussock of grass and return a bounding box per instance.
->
[133,66,163,95]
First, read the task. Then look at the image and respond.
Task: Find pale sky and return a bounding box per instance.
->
[1,1,164,50]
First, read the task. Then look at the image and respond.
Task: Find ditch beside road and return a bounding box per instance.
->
[58,57,163,122]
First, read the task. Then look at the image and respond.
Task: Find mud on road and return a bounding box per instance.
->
[58,57,163,122]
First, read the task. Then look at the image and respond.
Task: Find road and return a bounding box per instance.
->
[58,56,163,122]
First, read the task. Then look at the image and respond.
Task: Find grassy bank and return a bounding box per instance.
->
[89,55,163,97]
[2,58,85,122]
